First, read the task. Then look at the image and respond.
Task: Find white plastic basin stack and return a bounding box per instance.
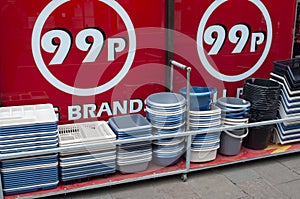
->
[0,104,59,195]
[108,114,152,174]
[271,59,300,144]
[189,105,221,162]
[216,97,250,156]
[145,92,186,166]
[58,121,116,182]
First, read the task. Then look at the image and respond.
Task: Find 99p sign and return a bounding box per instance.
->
[32,0,136,96]
[197,0,272,82]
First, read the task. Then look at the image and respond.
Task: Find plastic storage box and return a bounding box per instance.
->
[108,114,152,173]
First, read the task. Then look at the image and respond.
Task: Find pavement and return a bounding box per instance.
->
[46,152,300,199]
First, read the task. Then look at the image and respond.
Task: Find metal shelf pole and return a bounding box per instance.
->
[170,60,192,176]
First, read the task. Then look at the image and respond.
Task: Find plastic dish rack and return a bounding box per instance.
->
[58,121,117,182]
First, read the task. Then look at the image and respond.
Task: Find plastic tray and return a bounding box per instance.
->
[0,143,58,154]
[61,163,116,177]
[61,168,115,182]
[0,104,57,127]
[109,114,151,133]
[59,155,116,168]
[58,121,116,147]
[60,151,116,163]
[0,123,57,136]
[3,181,59,196]
[60,161,116,173]
[1,154,58,169]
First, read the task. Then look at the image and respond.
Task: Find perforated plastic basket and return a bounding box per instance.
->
[58,121,116,147]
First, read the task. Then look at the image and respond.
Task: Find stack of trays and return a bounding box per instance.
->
[58,121,116,182]
[216,97,250,155]
[145,92,186,166]
[108,114,152,173]
[270,59,300,144]
[189,105,221,162]
[0,104,59,195]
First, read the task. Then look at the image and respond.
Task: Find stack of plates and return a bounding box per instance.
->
[270,59,300,144]
[58,121,116,182]
[108,114,152,173]
[145,92,186,166]
[216,97,250,155]
[189,105,221,162]
[0,104,59,195]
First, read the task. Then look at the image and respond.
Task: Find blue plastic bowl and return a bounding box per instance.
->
[180,87,216,111]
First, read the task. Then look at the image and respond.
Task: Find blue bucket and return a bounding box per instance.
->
[180,86,216,111]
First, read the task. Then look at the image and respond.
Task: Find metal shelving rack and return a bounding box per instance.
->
[1,61,300,199]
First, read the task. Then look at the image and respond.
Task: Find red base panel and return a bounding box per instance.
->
[4,160,186,199]
[5,143,300,199]
[189,143,300,170]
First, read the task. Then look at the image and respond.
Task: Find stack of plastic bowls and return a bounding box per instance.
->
[216,97,250,156]
[189,105,221,162]
[243,78,281,149]
[145,92,186,166]
[180,86,217,111]
[270,59,300,144]
[108,114,152,174]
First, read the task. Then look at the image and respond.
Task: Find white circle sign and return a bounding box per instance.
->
[32,0,136,96]
[197,0,272,82]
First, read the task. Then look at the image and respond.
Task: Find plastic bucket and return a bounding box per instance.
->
[219,129,248,156]
[243,78,281,111]
[180,86,216,111]
[243,125,274,150]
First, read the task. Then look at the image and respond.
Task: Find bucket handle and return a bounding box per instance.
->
[223,128,249,139]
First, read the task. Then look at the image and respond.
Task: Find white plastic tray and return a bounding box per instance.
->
[58,121,116,146]
[1,162,58,173]
[0,104,57,127]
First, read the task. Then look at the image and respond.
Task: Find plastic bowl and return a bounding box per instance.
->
[180,87,217,111]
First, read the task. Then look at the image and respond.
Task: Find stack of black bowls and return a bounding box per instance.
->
[242,78,281,149]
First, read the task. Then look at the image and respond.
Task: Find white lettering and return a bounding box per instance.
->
[236,87,244,98]
[108,38,127,61]
[250,32,265,52]
[83,104,97,118]
[130,99,143,113]
[68,105,82,120]
[96,102,113,117]
[113,100,128,115]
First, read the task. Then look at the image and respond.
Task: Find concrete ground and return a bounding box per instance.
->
[47,153,300,199]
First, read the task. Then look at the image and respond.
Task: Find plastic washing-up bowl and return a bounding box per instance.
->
[152,153,183,167]
[189,147,218,163]
[180,87,217,111]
